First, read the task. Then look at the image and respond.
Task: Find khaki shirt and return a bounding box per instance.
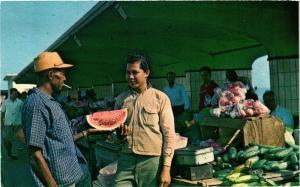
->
[115,87,175,166]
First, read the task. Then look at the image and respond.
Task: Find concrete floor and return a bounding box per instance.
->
[1,145,35,187]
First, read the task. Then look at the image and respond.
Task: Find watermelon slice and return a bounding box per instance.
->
[86,109,127,131]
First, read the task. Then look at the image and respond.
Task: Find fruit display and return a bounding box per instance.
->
[211,82,270,118]
[213,143,300,186]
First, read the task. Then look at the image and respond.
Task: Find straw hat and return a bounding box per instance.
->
[34,52,73,72]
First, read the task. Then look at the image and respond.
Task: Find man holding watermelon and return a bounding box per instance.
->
[22,52,103,187]
[114,52,176,187]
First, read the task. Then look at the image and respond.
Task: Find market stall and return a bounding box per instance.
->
[67,79,299,186]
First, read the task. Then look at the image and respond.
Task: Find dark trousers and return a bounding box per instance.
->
[2,125,22,157]
[172,104,185,118]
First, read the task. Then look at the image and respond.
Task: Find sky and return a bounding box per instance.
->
[252,55,270,101]
[1,1,97,90]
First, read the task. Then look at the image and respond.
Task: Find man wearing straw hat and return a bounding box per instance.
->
[22,51,102,187]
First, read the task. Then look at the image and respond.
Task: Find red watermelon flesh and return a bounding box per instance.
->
[86,109,127,131]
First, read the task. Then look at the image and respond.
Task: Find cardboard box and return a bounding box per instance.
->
[199,115,285,147]
[175,147,214,166]
[180,164,213,181]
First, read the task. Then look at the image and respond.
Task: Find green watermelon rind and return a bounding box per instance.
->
[86,109,127,131]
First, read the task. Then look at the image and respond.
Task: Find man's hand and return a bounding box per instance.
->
[16,127,26,144]
[159,165,171,187]
[29,147,58,187]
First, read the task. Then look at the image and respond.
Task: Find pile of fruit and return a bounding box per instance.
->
[211,82,270,118]
[214,143,299,186]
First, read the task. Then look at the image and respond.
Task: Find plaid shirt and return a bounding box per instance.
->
[22,88,87,187]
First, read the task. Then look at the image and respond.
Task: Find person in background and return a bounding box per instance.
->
[21,91,28,101]
[198,66,219,112]
[1,88,23,159]
[226,70,258,100]
[22,51,106,187]
[263,90,294,128]
[77,90,83,101]
[163,72,190,118]
[27,89,34,96]
[114,52,175,187]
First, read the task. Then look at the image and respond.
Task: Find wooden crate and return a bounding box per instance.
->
[199,115,285,148]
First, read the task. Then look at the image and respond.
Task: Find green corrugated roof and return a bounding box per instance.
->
[15,1,298,87]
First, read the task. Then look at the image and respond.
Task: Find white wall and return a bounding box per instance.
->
[269,58,299,115]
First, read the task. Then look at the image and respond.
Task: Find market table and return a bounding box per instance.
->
[171,176,222,186]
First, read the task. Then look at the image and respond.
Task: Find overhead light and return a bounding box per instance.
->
[115,3,127,20]
[73,35,82,47]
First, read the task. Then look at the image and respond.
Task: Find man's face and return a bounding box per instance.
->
[167,73,175,85]
[201,70,210,82]
[226,72,235,82]
[10,91,18,100]
[126,62,149,90]
[263,95,277,111]
[49,69,66,93]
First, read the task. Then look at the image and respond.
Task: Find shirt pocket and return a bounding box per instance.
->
[142,105,159,126]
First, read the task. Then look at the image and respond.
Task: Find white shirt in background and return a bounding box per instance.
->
[163,83,190,110]
[1,98,23,126]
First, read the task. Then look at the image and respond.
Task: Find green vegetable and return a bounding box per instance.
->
[214,169,231,178]
[291,164,299,170]
[253,143,276,149]
[264,164,272,171]
[267,161,289,171]
[266,160,279,165]
[245,156,259,168]
[264,153,276,159]
[222,180,233,186]
[243,150,260,159]
[268,147,285,154]
[259,147,269,155]
[222,153,230,163]
[288,143,300,151]
[236,150,245,160]
[226,172,244,182]
[275,147,294,158]
[289,153,298,165]
[216,156,223,163]
[229,164,246,174]
[251,159,267,169]
[244,146,259,153]
[229,147,238,160]
[283,182,300,186]
[234,175,260,183]
[283,152,293,162]
[220,162,232,169]
[265,178,277,186]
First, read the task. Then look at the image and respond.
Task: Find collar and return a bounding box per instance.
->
[273,105,280,112]
[33,87,56,101]
[8,98,18,103]
[130,83,152,95]
[168,83,178,88]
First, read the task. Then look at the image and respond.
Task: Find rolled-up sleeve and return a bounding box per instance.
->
[159,96,176,166]
[24,105,47,149]
[1,100,6,113]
